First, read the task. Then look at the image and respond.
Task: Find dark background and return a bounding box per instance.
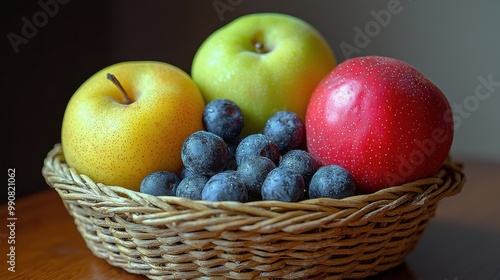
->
[3,1,221,202]
[3,0,500,203]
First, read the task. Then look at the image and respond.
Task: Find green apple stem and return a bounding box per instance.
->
[107,73,133,104]
[254,41,267,54]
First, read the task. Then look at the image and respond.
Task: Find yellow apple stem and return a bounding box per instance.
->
[106,73,133,104]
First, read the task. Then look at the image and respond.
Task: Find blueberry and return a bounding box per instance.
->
[261,167,305,202]
[203,99,244,142]
[181,130,229,176]
[237,156,276,201]
[225,136,242,171]
[308,165,356,199]
[180,167,196,179]
[235,134,280,166]
[264,111,305,154]
[139,171,180,196]
[176,175,209,200]
[202,171,248,202]
[279,150,319,184]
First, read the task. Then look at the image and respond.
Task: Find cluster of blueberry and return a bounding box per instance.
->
[140,99,356,202]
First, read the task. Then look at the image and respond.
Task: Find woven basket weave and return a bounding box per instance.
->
[42,143,465,279]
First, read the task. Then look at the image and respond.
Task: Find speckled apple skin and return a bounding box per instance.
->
[61,61,205,191]
[305,56,454,193]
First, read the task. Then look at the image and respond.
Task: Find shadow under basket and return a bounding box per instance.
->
[42,144,465,280]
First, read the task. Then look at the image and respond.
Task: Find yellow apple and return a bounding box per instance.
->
[61,61,205,191]
[192,13,336,135]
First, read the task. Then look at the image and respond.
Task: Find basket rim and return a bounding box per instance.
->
[42,143,465,214]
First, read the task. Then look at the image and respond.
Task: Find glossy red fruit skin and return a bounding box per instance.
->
[305,56,454,194]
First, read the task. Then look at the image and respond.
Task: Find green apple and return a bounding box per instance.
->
[61,61,205,191]
[191,13,336,135]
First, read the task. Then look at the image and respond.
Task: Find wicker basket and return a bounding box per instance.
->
[42,143,465,279]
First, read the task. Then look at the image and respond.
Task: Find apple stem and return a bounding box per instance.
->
[106,73,133,104]
[254,41,266,54]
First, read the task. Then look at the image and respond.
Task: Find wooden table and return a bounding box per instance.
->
[2,158,499,280]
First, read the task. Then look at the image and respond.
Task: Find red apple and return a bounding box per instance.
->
[305,56,454,194]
